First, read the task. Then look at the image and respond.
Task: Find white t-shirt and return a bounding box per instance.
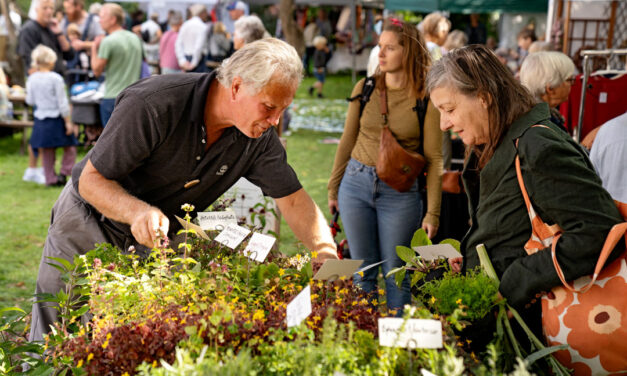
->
[590,111,627,203]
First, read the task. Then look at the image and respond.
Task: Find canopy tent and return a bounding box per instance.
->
[385,0,548,13]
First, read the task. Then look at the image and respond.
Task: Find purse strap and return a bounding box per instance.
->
[515,125,627,293]
[379,78,388,126]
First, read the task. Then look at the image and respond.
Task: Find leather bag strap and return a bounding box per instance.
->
[379,76,388,125]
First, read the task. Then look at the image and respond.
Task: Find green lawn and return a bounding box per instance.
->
[0,74,357,311]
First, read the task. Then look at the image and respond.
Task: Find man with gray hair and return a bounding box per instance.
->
[29,38,339,343]
[233,15,268,50]
[175,4,209,72]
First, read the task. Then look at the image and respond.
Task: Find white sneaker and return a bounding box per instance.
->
[23,167,46,185]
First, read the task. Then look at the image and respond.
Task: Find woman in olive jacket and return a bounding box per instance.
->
[426,45,623,336]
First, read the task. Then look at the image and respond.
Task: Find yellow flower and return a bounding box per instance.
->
[106,332,112,340]
[122,373,130,376]
[87,353,94,362]
[252,310,265,321]
[152,360,158,367]
[378,289,385,295]
[77,359,83,368]
[335,298,342,304]
[456,298,462,305]
[433,313,440,319]
[430,296,436,304]
[278,269,285,277]
[102,340,109,349]
[311,251,318,259]
[357,271,364,277]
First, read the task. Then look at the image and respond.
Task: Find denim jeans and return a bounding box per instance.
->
[338,158,422,312]
[99,98,116,128]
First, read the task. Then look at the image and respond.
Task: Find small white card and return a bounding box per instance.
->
[313,259,364,280]
[420,369,438,376]
[175,215,210,240]
[197,211,238,231]
[214,224,251,249]
[243,232,275,262]
[599,92,607,103]
[286,285,312,327]
[413,244,462,261]
[378,318,443,349]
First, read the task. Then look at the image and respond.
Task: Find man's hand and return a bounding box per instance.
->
[130,207,170,248]
[180,61,193,71]
[71,39,85,51]
[49,18,62,35]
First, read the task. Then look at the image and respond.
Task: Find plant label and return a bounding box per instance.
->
[313,259,364,280]
[197,211,237,231]
[243,232,275,262]
[175,215,210,240]
[378,318,443,349]
[214,224,251,249]
[286,285,311,327]
[413,244,461,261]
[420,369,437,376]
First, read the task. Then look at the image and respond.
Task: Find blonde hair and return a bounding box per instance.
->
[520,51,575,102]
[443,30,468,52]
[217,38,302,93]
[31,44,57,69]
[313,35,327,48]
[102,3,124,25]
[420,12,450,39]
[528,41,552,53]
[67,23,80,38]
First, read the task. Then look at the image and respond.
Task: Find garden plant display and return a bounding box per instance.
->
[1,208,568,375]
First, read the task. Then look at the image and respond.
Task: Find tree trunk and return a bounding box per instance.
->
[1,0,24,86]
[278,0,304,57]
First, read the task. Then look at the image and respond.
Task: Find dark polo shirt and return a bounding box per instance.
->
[72,72,301,237]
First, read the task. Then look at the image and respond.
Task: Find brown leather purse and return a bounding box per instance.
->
[375,84,426,192]
[442,170,464,194]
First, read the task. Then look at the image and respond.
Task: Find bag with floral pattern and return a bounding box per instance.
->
[515,127,627,375]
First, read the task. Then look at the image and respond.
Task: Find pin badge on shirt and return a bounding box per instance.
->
[184,179,200,189]
[216,165,228,175]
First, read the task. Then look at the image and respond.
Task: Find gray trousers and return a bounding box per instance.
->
[29,181,135,342]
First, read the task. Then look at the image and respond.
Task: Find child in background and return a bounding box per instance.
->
[309,36,328,99]
[66,23,90,70]
[26,45,78,187]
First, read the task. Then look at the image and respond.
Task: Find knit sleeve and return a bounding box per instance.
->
[327,79,365,201]
[422,100,443,227]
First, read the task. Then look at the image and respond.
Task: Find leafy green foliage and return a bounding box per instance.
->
[420,268,498,321]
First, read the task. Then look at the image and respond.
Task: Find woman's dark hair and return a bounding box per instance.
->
[426,44,536,168]
[375,18,430,99]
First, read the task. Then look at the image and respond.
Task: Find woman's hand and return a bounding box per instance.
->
[328,199,339,215]
[448,257,463,273]
[422,222,438,239]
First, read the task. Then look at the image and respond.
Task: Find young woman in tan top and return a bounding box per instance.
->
[328,18,442,311]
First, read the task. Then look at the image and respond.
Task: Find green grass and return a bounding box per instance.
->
[0,75,356,311]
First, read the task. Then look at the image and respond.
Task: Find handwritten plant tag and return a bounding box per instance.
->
[197,211,238,231]
[214,224,251,249]
[378,318,443,349]
[175,215,210,240]
[243,232,275,262]
[420,369,438,376]
[313,259,364,280]
[413,244,462,261]
[286,285,311,327]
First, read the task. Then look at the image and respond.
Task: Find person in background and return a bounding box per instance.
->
[159,11,183,74]
[91,3,143,127]
[465,13,486,45]
[419,12,451,61]
[366,16,383,76]
[207,21,231,63]
[26,45,77,187]
[232,15,267,51]
[528,40,552,53]
[308,35,328,98]
[429,45,622,342]
[18,0,74,186]
[442,29,467,55]
[519,51,576,133]
[66,23,89,70]
[60,0,104,63]
[328,18,442,313]
[88,2,101,16]
[516,27,536,69]
[302,16,318,76]
[175,4,209,73]
[133,12,162,67]
[590,111,627,204]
